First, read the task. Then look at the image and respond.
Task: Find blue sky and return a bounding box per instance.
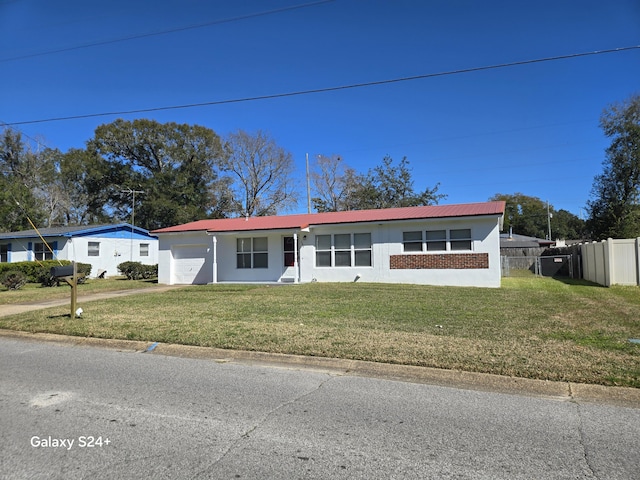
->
[1,0,639,218]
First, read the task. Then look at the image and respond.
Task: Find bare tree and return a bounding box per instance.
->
[311,154,359,212]
[311,154,341,212]
[223,130,298,217]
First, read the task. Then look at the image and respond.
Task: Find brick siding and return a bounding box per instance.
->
[390,253,489,270]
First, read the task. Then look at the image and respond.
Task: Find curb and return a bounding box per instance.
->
[1,329,638,409]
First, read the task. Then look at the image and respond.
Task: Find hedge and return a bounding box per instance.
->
[0,261,92,286]
[117,261,158,280]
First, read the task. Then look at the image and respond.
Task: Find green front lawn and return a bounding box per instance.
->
[0,277,159,305]
[1,277,638,387]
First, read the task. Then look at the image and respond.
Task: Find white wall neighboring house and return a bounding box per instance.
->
[0,224,158,278]
[152,202,506,288]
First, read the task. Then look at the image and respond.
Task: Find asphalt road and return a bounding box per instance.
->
[1,336,639,480]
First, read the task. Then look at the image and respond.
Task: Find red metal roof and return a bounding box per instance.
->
[151,201,506,234]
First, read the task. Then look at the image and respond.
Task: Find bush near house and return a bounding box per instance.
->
[0,261,92,287]
[0,270,28,290]
[117,261,158,280]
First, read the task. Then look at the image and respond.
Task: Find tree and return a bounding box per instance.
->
[222,129,298,217]
[491,193,549,238]
[342,156,445,211]
[89,119,226,230]
[552,209,586,240]
[490,193,584,240]
[587,94,640,240]
[0,129,47,230]
[57,148,115,225]
[311,154,361,212]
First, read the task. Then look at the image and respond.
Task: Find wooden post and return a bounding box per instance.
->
[62,262,78,319]
[70,262,77,319]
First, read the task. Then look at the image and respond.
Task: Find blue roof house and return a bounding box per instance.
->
[0,224,158,278]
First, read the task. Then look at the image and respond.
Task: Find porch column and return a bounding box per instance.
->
[212,235,218,284]
[293,233,299,284]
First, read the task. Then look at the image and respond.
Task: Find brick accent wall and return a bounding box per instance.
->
[390,253,489,270]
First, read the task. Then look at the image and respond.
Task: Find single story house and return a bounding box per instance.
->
[151,201,505,288]
[500,232,555,256]
[0,224,158,278]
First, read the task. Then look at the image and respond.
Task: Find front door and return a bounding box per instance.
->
[282,236,298,281]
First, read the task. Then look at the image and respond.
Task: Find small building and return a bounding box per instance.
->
[0,224,158,278]
[152,201,505,288]
[500,233,555,257]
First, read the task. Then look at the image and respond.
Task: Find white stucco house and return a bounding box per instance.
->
[0,224,158,278]
[152,201,505,288]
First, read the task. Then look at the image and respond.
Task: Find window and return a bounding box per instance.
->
[425,230,446,251]
[334,234,351,267]
[237,237,268,269]
[354,233,372,267]
[315,235,331,267]
[315,233,372,267]
[450,229,472,251]
[403,231,423,252]
[409,228,473,252]
[35,242,53,261]
[283,237,295,267]
[140,243,149,257]
[88,242,100,257]
[252,237,268,268]
[0,244,8,263]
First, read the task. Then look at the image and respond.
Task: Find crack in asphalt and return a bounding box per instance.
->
[571,400,600,480]
[194,373,337,478]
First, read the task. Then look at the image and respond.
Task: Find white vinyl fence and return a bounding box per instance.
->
[581,238,640,286]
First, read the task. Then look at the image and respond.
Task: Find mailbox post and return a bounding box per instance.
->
[50,262,80,319]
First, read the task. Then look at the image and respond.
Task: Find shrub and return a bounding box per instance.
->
[1,270,28,290]
[118,261,158,280]
[0,261,92,287]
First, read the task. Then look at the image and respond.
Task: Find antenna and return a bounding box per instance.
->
[121,188,145,261]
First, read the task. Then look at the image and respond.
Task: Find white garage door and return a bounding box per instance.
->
[172,245,209,284]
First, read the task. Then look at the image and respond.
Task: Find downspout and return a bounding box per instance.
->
[293,233,299,284]
[206,232,218,284]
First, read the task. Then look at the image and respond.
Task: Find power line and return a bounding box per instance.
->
[0,0,337,63]
[4,45,639,127]
[0,120,54,151]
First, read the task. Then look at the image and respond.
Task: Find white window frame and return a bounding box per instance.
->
[425,230,447,252]
[409,228,473,253]
[315,233,372,268]
[88,241,100,257]
[236,237,268,269]
[450,228,472,251]
[34,242,53,261]
[403,231,423,252]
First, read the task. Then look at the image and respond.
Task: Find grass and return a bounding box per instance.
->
[0,277,160,305]
[0,277,638,388]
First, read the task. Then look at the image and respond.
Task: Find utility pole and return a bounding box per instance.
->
[547,200,552,241]
[306,153,311,214]
[121,188,145,261]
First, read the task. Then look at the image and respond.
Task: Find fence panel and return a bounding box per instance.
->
[580,238,640,287]
[501,256,540,277]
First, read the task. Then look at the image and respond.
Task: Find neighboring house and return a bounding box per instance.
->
[0,224,158,278]
[152,201,505,288]
[500,232,555,256]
